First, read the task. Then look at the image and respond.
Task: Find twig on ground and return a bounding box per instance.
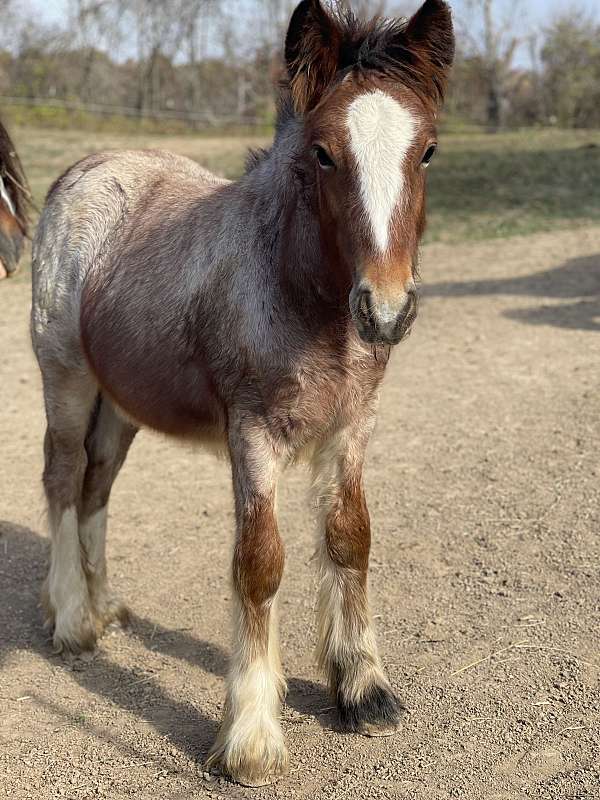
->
[450,639,528,677]
[557,725,588,735]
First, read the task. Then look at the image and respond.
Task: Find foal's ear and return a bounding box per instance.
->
[405,0,455,70]
[391,0,455,104]
[285,0,342,114]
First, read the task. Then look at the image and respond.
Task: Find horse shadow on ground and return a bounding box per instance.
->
[425,254,600,332]
[0,520,332,765]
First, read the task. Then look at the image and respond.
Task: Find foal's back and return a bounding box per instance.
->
[33,148,224,339]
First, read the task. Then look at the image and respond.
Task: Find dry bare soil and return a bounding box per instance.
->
[1,226,599,799]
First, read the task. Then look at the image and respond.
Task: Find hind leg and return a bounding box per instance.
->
[41,369,98,654]
[80,395,137,633]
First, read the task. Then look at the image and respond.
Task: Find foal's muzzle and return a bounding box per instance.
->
[350,284,419,346]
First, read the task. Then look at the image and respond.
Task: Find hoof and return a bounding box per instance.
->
[337,682,406,737]
[206,724,288,787]
[52,611,98,657]
[41,580,128,657]
[92,592,130,632]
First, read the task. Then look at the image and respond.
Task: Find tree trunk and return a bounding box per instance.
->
[486,71,501,131]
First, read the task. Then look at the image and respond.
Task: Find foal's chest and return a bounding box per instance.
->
[259,347,387,447]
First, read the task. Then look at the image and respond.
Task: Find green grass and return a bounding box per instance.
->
[4,103,273,137]
[427,128,600,242]
[11,124,600,247]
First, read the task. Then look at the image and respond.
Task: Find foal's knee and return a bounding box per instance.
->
[81,457,113,517]
[233,498,284,635]
[42,428,88,510]
[323,478,370,573]
[233,502,285,669]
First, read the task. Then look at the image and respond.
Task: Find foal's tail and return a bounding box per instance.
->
[0,118,30,233]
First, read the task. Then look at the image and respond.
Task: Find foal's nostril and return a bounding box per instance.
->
[357,288,374,325]
[399,288,419,334]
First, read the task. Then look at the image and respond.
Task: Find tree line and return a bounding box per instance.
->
[0,0,599,129]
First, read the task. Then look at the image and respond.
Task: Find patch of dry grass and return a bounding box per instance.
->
[11,125,600,246]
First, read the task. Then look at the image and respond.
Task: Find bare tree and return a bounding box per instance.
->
[460,0,524,130]
[67,1,127,102]
[6,0,597,131]
[541,13,600,128]
[122,0,218,113]
[0,0,21,50]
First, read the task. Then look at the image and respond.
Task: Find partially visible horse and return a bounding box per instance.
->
[0,119,29,278]
[31,0,454,787]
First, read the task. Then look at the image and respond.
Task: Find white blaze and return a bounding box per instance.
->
[0,176,15,216]
[347,90,417,254]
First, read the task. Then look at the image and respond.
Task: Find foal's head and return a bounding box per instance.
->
[285,0,454,345]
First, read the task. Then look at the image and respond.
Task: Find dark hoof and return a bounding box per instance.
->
[337,683,406,736]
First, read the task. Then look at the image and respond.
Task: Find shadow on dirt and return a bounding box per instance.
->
[128,614,333,727]
[425,254,600,332]
[0,520,333,761]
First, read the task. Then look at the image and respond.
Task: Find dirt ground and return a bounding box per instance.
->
[1,226,599,800]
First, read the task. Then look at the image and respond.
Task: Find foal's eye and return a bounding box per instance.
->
[313,145,336,170]
[421,144,437,168]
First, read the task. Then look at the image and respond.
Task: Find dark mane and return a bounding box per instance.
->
[0,119,30,236]
[245,147,271,174]
[337,14,448,106]
[244,92,297,174]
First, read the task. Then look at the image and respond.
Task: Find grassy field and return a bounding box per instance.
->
[12,124,600,245]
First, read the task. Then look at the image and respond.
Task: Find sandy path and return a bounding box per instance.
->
[1,227,599,799]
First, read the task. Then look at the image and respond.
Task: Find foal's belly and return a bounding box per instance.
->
[86,344,225,439]
[96,354,225,439]
[80,280,226,439]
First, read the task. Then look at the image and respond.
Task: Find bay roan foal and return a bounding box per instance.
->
[31,0,454,786]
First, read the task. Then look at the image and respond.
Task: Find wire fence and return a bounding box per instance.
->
[0,95,263,127]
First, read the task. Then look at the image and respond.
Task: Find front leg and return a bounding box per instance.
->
[313,420,405,736]
[207,419,287,786]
